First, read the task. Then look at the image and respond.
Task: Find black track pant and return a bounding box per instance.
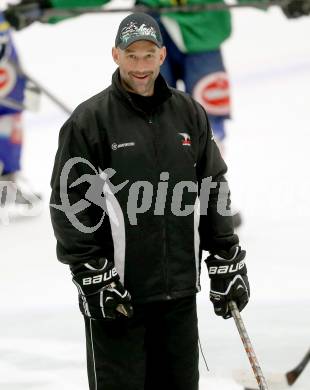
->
[84,295,199,390]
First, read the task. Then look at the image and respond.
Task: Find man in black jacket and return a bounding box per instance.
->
[50,12,250,390]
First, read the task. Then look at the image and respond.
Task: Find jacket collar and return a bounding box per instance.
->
[111,68,172,112]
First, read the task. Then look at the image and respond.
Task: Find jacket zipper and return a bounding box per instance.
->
[162,220,171,300]
[147,114,171,300]
[125,88,172,299]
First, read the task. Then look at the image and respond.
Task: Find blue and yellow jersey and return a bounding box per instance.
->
[0,12,26,116]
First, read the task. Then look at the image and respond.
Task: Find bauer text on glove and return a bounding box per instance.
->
[205,245,250,319]
[71,258,133,320]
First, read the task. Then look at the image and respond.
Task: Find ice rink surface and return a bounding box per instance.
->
[1,1,310,388]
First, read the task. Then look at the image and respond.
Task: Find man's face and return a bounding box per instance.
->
[112,40,166,96]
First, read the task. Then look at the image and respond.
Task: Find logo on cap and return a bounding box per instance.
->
[120,22,158,44]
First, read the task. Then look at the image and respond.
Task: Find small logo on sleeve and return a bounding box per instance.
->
[178,133,191,146]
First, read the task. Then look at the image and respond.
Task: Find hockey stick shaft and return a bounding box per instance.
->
[40,0,294,20]
[229,301,269,390]
[22,71,72,115]
[0,97,26,111]
[286,348,310,385]
[8,60,72,115]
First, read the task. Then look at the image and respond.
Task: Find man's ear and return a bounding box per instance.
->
[159,46,167,66]
[112,47,120,65]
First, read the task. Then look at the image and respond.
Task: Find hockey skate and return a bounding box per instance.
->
[0,172,43,224]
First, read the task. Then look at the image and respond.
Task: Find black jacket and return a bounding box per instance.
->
[50,69,238,303]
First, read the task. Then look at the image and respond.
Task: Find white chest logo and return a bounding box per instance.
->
[111,142,135,151]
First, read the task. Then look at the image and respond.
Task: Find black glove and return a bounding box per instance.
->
[4,1,52,30]
[205,245,250,319]
[282,0,310,18]
[71,258,133,320]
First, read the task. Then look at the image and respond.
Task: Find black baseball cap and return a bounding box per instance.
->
[115,13,163,50]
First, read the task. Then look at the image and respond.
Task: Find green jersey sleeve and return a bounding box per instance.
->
[46,0,110,24]
[50,0,110,8]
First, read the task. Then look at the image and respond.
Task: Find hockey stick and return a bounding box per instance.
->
[8,60,72,115]
[38,0,294,20]
[286,348,310,385]
[229,301,269,390]
[234,348,310,389]
[21,70,72,115]
[0,96,26,111]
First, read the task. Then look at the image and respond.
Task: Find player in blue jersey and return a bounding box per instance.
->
[0,12,40,209]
